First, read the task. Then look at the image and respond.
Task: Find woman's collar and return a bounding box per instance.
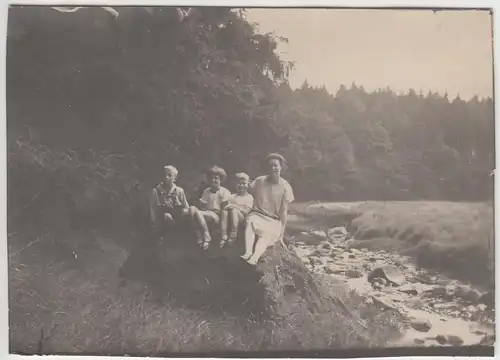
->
[265,175,281,184]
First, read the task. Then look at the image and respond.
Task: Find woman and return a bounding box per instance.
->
[241,153,295,265]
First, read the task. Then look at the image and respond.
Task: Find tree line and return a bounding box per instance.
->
[7,6,494,234]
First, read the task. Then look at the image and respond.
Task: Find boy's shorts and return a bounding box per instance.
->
[200,210,220,224]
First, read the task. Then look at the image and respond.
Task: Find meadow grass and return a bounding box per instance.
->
[9,229,402,356]
[290,201,494,289]
[9,235,267,355]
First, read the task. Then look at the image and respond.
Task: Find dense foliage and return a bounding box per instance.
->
[7,6,494,235]
[279,83,494,201]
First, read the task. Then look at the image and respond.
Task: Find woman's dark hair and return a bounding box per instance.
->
[265,153,286,167]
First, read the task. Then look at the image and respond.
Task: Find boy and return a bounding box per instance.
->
[220,173,254,248]
[188,165,231,250]
[150,165,190,240]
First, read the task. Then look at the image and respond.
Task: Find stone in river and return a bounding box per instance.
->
[398,284,420,296]
[324,267,334,275]
[478,291,495,308]
[463,289,482,303]
[311,230,326,237]
[479,334,495,346]
[372,282,383,290]
[431,303,449,310]
[477,304,487,312]
[327,226,348,238]
[424,286,447,297]
[410,319,432,332]
[368,265,405,286]
[345,269,363,278]
[435,334,464,346]
[406,298,425,308]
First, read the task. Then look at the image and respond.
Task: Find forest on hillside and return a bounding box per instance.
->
[7,6,494,236]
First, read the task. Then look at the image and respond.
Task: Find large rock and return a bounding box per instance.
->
[368,265,405,286]
[435,334,464,346]
[245,246,407,349]
[410,319,432,332]
[327,226,348,240]
[139,235,406,349]
[479,334,495,346]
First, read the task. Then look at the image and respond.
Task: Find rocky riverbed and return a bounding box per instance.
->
[291,227,495,348]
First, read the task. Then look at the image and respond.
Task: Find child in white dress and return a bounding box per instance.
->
[220,173,254,248]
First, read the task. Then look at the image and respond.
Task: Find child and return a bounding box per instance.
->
[220,173,254,248]
[188,165,231,250]
[150,165,190,240]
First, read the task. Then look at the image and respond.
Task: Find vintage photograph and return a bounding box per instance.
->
[7,5,495,357]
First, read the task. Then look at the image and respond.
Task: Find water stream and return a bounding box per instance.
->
[291,229,495,347]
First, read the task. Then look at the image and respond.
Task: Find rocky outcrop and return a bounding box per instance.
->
[120,228,402,349]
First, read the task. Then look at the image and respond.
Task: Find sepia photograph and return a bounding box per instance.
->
[6,4,495,358]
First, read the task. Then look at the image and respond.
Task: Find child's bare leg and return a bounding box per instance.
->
[220,209,229,247]
[242,220,255,260]
[228,208,243,243]
[199,212,215,249]
[188,206,199,229]
[163,213,174,228]
[196,211,210,233]
[189,206,206,246]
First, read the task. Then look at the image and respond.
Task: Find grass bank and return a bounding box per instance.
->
[9,227,403,356]
[290,201,494,289]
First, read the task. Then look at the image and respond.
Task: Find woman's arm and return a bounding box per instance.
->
[278,201,289,244]
[278,183,294,246]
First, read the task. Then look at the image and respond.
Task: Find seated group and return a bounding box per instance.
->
[149,153,295,265]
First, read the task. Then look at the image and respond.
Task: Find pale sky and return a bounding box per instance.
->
[246,9,493,100]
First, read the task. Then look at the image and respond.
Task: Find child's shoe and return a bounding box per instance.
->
[196,230,204,248]
[220,235,228,248]
[202,231,212,250]
[240,252,252,261]
[228,229,238,245]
